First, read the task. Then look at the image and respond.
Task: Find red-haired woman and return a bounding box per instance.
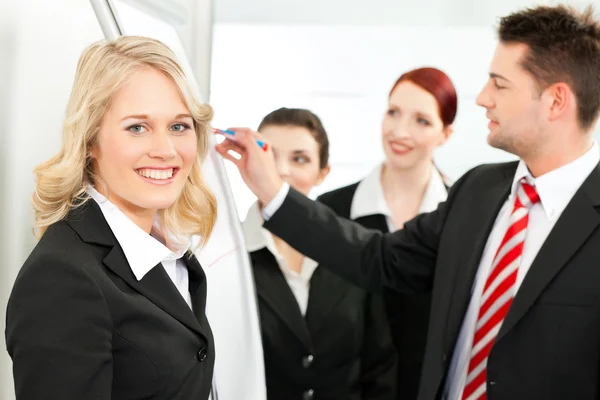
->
[317,67,458,400]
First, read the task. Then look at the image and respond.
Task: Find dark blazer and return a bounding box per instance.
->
[251,246,397,400]
[263,161,600,400]
[317,181,447,400]
[5,199,214,400]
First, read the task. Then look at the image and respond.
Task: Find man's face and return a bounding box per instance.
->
[477,42,546,158]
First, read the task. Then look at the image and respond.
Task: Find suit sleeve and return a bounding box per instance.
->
[264,168,472,294]
[359,293,397,399]
[5,252,113,400]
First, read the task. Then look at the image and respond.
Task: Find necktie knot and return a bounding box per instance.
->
[516,178,540,210]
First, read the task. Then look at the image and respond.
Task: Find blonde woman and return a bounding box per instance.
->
[5,36,217,400]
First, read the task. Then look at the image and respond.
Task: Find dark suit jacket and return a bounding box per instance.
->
[263,161,600,400]
[5,199,214,400]
[317,181,447,400]
[251,246,397,400]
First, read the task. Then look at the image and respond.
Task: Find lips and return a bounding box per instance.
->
[487,114,499,124]
[134,167,181,185]
[388,141,414,155]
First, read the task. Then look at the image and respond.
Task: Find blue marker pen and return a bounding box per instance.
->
[213,128,268,151]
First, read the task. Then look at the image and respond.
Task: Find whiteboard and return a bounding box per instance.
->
[90,1,267,399]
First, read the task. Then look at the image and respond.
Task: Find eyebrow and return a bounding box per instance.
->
[390,104,434,120]
[416,111,434,120]
[120,113,193,122]
[490,72,511,83]
[274,149,311,156]
[291,149,313,156]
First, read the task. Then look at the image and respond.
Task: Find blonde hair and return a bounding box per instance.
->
[33,36,217,246]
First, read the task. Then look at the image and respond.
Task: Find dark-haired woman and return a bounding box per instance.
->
[243,107,397,400]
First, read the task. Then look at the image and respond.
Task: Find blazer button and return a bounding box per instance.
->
[302,389,314,400]
[197,347,208,362]
[302,354,314,368]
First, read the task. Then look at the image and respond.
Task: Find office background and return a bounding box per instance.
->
[1,0,597,398]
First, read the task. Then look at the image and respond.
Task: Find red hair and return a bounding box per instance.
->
[390,67,458,127]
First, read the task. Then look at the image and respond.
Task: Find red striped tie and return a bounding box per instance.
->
[461,178,540,400]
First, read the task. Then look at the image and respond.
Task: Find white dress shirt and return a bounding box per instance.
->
[244,201,318,316]
[87,186,193,309]
[444,141,600,399]
[350,163,449,232]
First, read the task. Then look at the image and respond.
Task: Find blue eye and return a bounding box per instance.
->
[128,125,147,134]
[417,118,430,126]
[387,109,398,117]
[171,123,191,132]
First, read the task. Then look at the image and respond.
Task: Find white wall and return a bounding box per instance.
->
[213,0,597,25]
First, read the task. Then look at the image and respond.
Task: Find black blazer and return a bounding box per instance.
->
[263,161,600,400]
[5,199,214,400]
[317,181,447,400]
[251,246,397,400]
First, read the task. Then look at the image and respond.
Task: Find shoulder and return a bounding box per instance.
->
[316,181,361,216]
[27,220,91,265]
[434,161,519,216]
[11,221,104,300]
[457,161,519,188]
[6,221,113,356]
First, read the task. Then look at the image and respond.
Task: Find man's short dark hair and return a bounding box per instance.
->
[499,5,600,130]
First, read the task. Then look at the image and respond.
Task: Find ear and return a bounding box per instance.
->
[315,164,331,186]
[439,124,454,145]
[545,82,571,122]
[89,143,98,160]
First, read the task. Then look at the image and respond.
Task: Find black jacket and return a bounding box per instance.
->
[6,199,214,400]
[263,162,600,400]
[250,239,397,399]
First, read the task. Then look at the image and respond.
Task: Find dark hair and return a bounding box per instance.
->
[499,5,600,130]
[257,108,330,169]
[390,67,458,127]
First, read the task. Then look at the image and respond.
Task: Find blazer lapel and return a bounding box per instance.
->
[251,249,314,351]
[443,164,515,351]
[186,254,208,324]
[497,164,600,342]
[304,267,350,334]
[103,242,206,338]
[67,200,206,338]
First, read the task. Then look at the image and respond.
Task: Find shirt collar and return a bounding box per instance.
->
[87,186,190,281]
[350,163,449,220]
[242,201,271,253]
[510,141,600,221]
[242,201,318,280]
[418,166,449,213]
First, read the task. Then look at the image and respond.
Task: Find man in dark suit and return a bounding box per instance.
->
[216,5,600,399]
